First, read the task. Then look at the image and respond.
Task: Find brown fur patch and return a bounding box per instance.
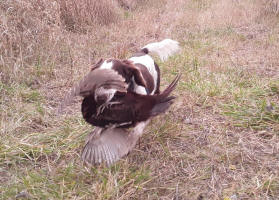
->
[132,48,149,57]
[111,59,147,88]
[154,62,160,94]
[134,63,154,94]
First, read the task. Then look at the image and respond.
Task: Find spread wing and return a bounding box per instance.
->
[58,68,128,113]
[81,121,149,166]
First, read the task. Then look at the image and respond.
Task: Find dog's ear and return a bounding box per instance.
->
[122,60,147,88]
[91,58,104,71]
[131,66,147,88]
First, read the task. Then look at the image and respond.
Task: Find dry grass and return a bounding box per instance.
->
[1,0,279,199]
[59,0,120,32]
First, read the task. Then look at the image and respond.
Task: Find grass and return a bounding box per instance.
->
[1,0,279,199]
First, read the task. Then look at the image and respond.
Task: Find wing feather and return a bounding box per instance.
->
[58,68,127,113]
[81,121,149,166]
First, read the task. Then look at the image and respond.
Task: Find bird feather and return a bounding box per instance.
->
[81,121,149,166]
[58,68,128,113]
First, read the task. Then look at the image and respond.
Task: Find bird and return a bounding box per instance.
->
[59,39,181,166]
[81,73,181,128]
[80,74,180,166]
[59,62,180,128]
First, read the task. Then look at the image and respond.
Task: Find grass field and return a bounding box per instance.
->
[1,0,279,199]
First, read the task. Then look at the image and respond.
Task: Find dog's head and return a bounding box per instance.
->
[91,59,147,89]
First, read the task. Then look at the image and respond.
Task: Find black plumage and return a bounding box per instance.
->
[81,73,181,128]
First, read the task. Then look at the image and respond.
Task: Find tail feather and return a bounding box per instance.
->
[151,98,174,116]
[158,73,181,100]
[150,73,181,116]
[142,39,180,61]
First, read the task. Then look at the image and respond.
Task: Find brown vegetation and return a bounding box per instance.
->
[1,0,279,199]
[59,0,120,31]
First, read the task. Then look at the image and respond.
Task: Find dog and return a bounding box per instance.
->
[60,39,181,166]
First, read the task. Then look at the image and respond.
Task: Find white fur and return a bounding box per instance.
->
[98,39,180,96]
[99,60,113,70]
[142,39,180,61]
[128,39,180,95]
[129,54,158,95]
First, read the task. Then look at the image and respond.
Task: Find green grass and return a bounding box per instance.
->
[161,45,279,133]
[1,0,279,199]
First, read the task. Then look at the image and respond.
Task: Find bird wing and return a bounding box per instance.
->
[81,121,149,166]
[81,127,134,166]
[58,68,128,113]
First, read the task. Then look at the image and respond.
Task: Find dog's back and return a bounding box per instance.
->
[128,39,180,95]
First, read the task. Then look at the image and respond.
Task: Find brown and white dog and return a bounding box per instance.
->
[81,39,181,166]
[77,39,180,128]
[93,38,180,96]
[61,39,180,166]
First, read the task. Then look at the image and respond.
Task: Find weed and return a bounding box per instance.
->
[1,0,279,199]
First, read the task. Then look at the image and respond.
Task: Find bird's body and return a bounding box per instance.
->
[81,74,180,128]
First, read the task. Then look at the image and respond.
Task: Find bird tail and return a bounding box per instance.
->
[150,73,181,116]
[142,39,180,61]
[81,121,149,166]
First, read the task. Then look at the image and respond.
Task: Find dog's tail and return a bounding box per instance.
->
[141,39,180,61]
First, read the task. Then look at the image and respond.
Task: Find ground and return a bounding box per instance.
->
[0,0,279,199]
